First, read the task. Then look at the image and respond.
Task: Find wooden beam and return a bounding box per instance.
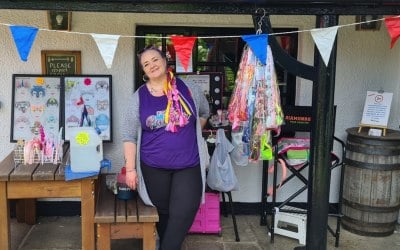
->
[306,14,338,250]
[1,1,400,15]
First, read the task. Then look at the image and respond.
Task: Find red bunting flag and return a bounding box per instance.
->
[385,16,400,48]
[170,36,196,72]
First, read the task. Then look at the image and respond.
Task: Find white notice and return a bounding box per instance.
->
[360,91,393,127]
[179,74,210,96]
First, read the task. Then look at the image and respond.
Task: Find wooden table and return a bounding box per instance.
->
[0,150,97,250]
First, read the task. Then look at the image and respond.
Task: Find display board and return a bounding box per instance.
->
[64,75,113,142]
[177,72,224,114]
[11,74,113,142]
[11,74,62,142]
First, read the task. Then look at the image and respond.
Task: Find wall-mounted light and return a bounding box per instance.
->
[48,11,72,31]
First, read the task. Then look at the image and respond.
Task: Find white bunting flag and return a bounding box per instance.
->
[310,26,338,66]
[91,33,120,69]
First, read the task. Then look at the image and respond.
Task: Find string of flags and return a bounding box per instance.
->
[2,15,400,69]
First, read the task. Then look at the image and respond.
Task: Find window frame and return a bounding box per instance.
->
[135,25,298,105]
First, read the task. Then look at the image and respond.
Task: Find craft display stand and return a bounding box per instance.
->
[13,140,63,167]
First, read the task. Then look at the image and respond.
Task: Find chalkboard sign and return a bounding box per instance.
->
[41,50,81,75]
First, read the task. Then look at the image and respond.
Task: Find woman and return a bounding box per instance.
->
[122,45,210,250]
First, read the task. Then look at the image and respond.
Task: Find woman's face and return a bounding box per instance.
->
[140,49,167,80]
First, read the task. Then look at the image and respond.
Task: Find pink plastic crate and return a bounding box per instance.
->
[189,192,221,234]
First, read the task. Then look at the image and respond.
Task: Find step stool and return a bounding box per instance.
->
[273,206,307,245]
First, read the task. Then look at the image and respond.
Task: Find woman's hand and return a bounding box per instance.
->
[125,170,138,190]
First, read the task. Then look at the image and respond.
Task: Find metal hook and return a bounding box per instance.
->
[255,8,266,35]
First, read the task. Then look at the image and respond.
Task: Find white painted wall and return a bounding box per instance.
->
[1,10,399,204]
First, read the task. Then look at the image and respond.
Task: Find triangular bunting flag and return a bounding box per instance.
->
[384,16,400,48]
[170,36,196,72]
[9,25,38,61]
[241,34,268,65]
[310,26,338,66]
[91,33,120,69]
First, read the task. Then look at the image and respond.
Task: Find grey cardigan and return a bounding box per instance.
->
[122,80,210,206]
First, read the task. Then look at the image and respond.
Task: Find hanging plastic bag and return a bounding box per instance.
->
[229,45,284,162]
[228,45,255,130]
[207,129,239,192]
[199,136,210,169]
[230,128,249,166]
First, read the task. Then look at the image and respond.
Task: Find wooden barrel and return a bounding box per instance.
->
[342,127,400,236]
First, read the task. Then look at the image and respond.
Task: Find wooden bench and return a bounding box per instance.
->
[95,174,159,250]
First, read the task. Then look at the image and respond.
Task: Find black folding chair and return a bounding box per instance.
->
[265,105,345,247]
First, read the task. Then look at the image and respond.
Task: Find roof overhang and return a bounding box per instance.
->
[1,0,400,15]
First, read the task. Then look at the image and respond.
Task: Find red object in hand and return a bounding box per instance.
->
[117,166,136,200]
[118,167,126,183]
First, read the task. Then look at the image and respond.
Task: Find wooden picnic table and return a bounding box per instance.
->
[0,149,97,250]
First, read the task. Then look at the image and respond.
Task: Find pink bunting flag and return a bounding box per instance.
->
[170,36,196,72]
[385,16,400,48]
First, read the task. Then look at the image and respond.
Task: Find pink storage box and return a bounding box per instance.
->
[189,192,221,234]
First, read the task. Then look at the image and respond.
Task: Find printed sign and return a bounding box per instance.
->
[360,91,393,127]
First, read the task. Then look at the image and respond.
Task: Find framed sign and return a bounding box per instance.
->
[48,11,71,31]
[64,75,112,142]
[41,50,81,76]
[11,74,62,142]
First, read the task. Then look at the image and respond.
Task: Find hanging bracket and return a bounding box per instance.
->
[255,8,266,34]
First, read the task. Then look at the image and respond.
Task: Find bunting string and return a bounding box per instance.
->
[2,14,400,67]
[0,15,397,39]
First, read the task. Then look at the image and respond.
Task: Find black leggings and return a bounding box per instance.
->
[141,162,202,250]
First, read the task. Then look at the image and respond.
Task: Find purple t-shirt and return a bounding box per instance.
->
[139,78,199,169]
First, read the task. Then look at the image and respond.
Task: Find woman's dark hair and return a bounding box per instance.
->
[137,45,166,63]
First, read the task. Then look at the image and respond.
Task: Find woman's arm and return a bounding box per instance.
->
[121,90,141,190]
[200,117,208,129]
[124,141,136,170]
[124,141,138,190]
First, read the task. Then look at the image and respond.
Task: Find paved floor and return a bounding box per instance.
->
[10,214,400,250]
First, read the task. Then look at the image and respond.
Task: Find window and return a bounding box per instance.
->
[135,26,298,106]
